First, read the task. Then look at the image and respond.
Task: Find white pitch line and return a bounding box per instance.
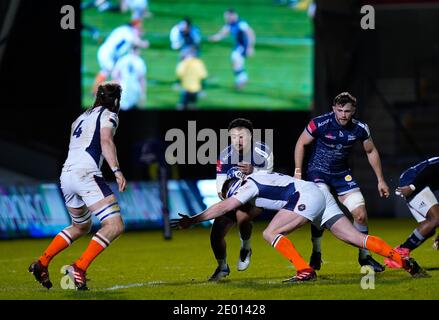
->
[104,281,165,291]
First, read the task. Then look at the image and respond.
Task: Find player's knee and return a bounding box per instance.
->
[112,218,125,237]
[75,220,92,234]
[342,191,366,213]
[262,228,275,244]
[354,214,368,226]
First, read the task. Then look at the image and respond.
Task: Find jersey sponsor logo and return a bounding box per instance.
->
[345,175,353,182]
[336,144,343,150]
[325,133,336,140]
[298,204,306,211]
[317,119,330,127]
[254,147,269,159]
[348,134,356,141]
[339,131,344,137]
[419,201,426,209]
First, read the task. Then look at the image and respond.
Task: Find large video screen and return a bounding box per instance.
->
[81,0,314,110]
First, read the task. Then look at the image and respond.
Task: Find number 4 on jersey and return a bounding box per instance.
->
[73,120,84,138]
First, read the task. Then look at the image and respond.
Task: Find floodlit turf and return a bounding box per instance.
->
[1,219,438,300]
[82,0,313,110]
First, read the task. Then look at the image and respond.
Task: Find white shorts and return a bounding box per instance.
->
[407,186,438,222]
[231,46,245,70]
[60,168,114,209]
[315,183,345,228]
[285,180,326,225]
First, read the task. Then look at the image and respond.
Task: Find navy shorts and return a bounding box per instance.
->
[307,170,360,195]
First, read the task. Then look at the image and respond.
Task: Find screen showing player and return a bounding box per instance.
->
[81,0,314,110]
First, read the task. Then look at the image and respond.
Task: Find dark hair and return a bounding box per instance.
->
[333,92,357,107]
[183,17,192,26]
[225,8,236,14]
[228,118,253,133]
[92,82,122,113]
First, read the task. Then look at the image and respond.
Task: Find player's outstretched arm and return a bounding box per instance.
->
[101,127,126,192]
[363,138,389,198]
[172,198,243,229]
[294,130,314,179]
[209,26,229,42]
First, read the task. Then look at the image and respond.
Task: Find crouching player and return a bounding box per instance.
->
[385,156,439,268]
[172,172,428,282]
[29,82,126,290]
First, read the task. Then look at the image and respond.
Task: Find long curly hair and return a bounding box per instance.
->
[91,81,122,113]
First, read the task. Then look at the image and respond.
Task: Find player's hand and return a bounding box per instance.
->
[395,186,414,198]
[378,180,390,198]
[294,168,302,180]
[170,213,193,229]
[238,162,253,175]
[115,171,127,192]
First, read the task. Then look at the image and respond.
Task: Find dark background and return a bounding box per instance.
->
[1,0,438,216]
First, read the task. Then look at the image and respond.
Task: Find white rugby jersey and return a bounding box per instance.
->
[100,25,138,60]
[63,107,119,171]
[112,53,146,110]
[232,172,312,210]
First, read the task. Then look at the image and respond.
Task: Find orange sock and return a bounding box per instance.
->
[272,235,310,271]
[75,233,110,271]
[39,230,73,267]
[365,235,403,266]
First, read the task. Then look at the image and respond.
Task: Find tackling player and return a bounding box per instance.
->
[29,82,127,290]
[209,118,273,281]
[172,172,427,282]
[92,22,149,94]
[294,92,390,272]
[385,156,439,268]
[209,9,255,90]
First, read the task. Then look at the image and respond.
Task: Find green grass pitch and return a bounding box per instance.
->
[1,219,438,300]
[82,0,313,110]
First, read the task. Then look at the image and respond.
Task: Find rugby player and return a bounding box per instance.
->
[209,9,255,90]
[294,92,390,272]
[385,156,439,267]
[209,118,273,281]
[172,172,428,282]
[92,22,148,94]
[29,82,126,290]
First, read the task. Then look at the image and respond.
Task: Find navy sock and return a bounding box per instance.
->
[400,229,434,251]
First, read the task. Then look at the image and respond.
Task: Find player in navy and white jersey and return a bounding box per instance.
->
[208,118,273,281]
[170,18,202,59]
[172,172,426,282]
[29,82,127,290]
[209,9,255,89]
[384,157,439,268]
[294,92,390,272]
